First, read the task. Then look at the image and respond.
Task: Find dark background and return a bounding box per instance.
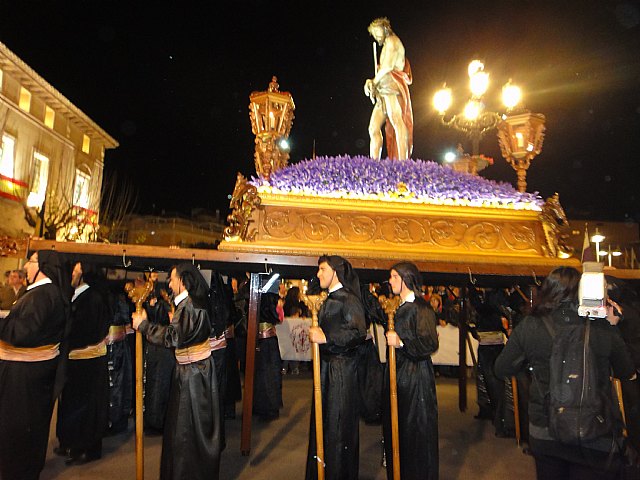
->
[1,1,639,221]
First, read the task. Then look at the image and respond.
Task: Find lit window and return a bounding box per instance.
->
[27,151,49,208]
[44,106,55,129]
[73,169,91,209]
[82,134,90,154]
[0,134,16,178]
[19,87,31,112]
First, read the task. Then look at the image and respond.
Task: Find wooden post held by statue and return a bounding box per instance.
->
[125,280,153,480]
[302,291,328,480]
[379,294,402,480]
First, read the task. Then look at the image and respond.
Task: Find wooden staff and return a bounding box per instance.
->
[125,281,153,480]
[613,378,628,437]
[302,291,328,480]
[379,294,402,480]
[511,377,521,446]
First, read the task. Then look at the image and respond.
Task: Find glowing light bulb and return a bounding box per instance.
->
[433,87,452,114]
[464,100,481,120]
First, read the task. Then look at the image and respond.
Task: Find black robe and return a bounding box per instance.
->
[383,297,439,480]
[56,286,111,457]
[253,292,283,419]
[143,293,174,431]
[0,282,67,480]
[139,295,220,480]
[305,287,366,480]
[107,293,133,434]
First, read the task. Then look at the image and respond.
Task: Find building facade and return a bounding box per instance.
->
[0,41,118,242]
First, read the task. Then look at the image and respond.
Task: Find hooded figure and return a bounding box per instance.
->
[133,262,221,480]
[384,261,439,480]
[0,250,71,480]
[306,254,367,480]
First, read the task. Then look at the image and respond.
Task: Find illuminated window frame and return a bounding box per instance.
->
[27,151,49,208]
[19,87,31,112]
[82,134,90,154]
[73,168,91,209]
[44,106,55,129]
[0,134,16,178]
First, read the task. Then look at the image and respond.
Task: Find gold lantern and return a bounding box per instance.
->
[497,111,546,193]
[248,76,295,180]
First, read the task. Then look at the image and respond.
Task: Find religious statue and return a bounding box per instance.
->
[364,17,414,161]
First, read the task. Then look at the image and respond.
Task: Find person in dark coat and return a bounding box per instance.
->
[252,278,283,420]
[142,272,175,434]
[106,287,133,435]
[0,250,72,480]
[357,283,386,424]
[0,269,26,310]
[133,263,220,480]
[305,255,367,480]
[495,267,636,480]
[384,262,439,480]
[55,260,111,464]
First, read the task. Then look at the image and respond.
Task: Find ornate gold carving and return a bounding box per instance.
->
[218,191,566,266]
[248,77,295,180]
[223,173,262,242]
[0,236,28,257]
[540,193,574,258]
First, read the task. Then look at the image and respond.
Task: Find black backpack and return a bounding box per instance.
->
[543,314,615,445]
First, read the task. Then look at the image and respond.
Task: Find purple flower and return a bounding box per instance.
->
[250,156,543,210]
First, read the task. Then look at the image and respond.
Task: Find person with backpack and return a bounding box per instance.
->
[495,266,636,479]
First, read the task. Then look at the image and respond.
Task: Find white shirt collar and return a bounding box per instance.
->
[329,282,343,294]
[72,284,90,302]
[400,291,416,305]
[26,277,52,291]
[174,290,189,306]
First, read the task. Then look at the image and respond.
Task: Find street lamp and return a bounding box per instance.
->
[591,228,605,260]
[496,109,546,193]
[433,60,521,157]
[599,244,622,267]
[248,76,295,181]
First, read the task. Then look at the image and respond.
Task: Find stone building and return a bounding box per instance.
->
[0,41,118,244]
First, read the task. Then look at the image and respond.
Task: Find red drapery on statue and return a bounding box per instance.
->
[384,59,413,160]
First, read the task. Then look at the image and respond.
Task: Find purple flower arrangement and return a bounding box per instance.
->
[251,155,543,210]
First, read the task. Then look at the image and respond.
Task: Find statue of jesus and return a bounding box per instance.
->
[364,17,414,160]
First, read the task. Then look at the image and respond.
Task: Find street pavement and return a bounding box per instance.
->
[41,372,535,479]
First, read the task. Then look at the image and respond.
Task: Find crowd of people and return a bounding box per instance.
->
[2,251,640,480]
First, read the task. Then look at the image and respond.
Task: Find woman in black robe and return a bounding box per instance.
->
[0,250,71,480]
[384,261,439,480]
[55,261,111,464]
[133,263,220,480]
[306,255,367,480]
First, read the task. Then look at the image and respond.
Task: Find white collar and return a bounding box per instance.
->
[400,291,416,305]
[174,290,189,306]
[329,282,343,294]
[72,284,90,302]
[27,277,52,291]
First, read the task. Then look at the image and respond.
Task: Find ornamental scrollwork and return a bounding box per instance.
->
[224,173,262,242]
[540,193,574,258]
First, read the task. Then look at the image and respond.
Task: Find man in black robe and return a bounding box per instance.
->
[55,261,111,464]
[385,262,439,480]
[306,255,367,480]
[0,250,71,480]
[133,263,220,480]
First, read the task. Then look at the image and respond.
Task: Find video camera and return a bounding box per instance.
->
[578,262,607,318]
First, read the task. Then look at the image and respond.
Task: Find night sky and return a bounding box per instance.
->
[2,1,639,222]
